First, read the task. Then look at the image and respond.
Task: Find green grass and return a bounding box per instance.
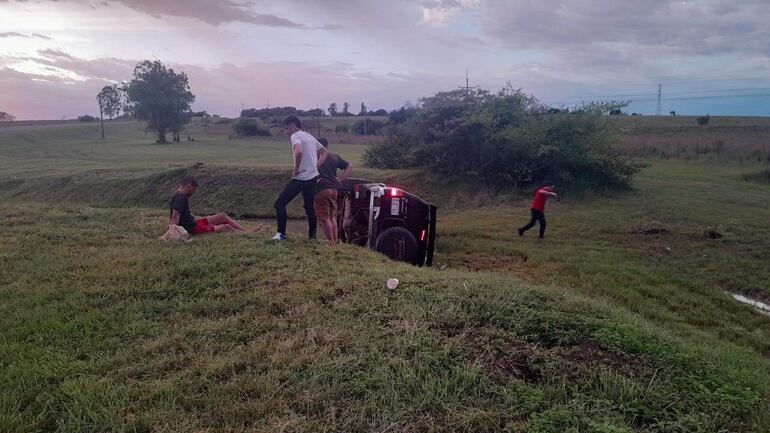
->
[0,119,369,176]
[1,121,770,431]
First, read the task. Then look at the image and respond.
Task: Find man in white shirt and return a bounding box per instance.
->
[271,115,328,240]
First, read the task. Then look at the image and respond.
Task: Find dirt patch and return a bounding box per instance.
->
[317,288,346,306]
[443,250,528,273]
[443,326,648,384]
[551,341,642,376]
[630,226,671,235]
[462,328,540,383]
[703,228,723,239]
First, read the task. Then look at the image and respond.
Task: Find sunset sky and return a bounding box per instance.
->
[2,0,770,119]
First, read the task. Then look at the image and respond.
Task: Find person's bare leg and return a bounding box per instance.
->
[207,213,249,233]
[331,217,339,244]
[213,224,235,233]
[320,218,335,243]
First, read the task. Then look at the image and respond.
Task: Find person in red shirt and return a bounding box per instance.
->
[518,185,558,238]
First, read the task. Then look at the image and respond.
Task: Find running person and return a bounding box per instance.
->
[518,185,558,239]
[272,115,328,241]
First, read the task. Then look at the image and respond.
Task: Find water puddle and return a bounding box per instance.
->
[728,292,770,317]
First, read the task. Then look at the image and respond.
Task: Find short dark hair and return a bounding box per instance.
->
[318,137,329,148]
[282,115,302,130]
[181,175,199,187]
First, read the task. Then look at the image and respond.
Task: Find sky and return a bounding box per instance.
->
[1,0,770,119]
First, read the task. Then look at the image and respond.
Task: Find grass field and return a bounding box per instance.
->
[1,118,770,432]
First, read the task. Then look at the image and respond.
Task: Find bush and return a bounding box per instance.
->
[232,117,271,137]
[697,115,711,126]
[351,118,385,135]
[363,85,640,190]
[78,115,97,122]
[334,124,350,133]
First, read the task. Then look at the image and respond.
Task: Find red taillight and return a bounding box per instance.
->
[420,229,426,242]
[390,188,401,197]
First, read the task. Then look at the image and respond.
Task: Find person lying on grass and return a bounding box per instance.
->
[168,176,256,236]
[518,184,558,239]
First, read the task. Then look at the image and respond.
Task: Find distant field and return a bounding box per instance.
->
[612,115,770,162]
[0,118,371,177]
[1,118,770,431]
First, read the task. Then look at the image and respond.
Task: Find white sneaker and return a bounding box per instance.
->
[271,232,287,241]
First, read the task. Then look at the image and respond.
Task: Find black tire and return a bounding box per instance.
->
[375,226,418,264]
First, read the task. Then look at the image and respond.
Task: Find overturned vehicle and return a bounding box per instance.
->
[337,179,437,267]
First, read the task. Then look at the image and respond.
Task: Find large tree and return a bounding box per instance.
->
[328,102,338,117]
[359,102,367,116]
[0,111,15,122]
[126,60,195,143]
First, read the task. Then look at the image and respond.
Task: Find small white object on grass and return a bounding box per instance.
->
[387,278,399,290]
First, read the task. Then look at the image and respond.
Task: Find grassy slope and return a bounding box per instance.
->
[1,120,770,431]
[1,204,768,432]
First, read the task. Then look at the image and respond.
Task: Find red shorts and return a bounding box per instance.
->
[193,218,215,235]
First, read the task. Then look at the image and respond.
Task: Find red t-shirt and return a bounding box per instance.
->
[531,189,551,212]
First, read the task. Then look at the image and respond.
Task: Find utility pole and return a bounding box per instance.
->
[656,84,662,116]
[316,103,321,137]
[466,69,470,96]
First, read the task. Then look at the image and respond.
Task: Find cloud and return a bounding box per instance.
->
[475,0,770,57]
[0,49,462,119]
[0,0,340,29]
[0,31,51,40]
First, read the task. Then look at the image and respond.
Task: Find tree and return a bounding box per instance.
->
[670,111,677,116]
[697,115,710,126]
[0,111,15,122]
[359,102,367,116]
[342,102,351,116]
[96,85,122,139]
[126,60,195,143]
[328,102,338,117]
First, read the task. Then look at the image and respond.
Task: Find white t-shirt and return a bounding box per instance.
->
[290,130,323,181]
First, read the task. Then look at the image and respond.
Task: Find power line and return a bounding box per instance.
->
[542,93,770,104]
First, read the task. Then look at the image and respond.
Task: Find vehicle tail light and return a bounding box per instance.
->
[420,229,427,242]
[390,188,402,197]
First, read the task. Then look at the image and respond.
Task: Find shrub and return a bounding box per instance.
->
[334,124,350,133]
[232,117,271,137]
[78,115,97,122]
[697,115,710,126]
[363,85,640,190]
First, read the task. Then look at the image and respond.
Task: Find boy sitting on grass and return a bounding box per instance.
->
[167,176,256,236]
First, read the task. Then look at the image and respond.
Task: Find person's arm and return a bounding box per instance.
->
[168,210,181,227]
[545,191,558,197]
[339,163,353,182]
[292,143,303,179]
[316,143,328,168]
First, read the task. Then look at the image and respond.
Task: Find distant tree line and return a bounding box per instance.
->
[0,111,15,122]
[240,103,388,121]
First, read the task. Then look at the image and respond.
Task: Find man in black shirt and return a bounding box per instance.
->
[314,138,352,243]
[168,176,255,235]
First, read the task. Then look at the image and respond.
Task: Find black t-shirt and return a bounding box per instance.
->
[169,193,197,234]
[316,152,350,191]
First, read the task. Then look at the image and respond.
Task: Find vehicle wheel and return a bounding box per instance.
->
[375,227,418,264]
